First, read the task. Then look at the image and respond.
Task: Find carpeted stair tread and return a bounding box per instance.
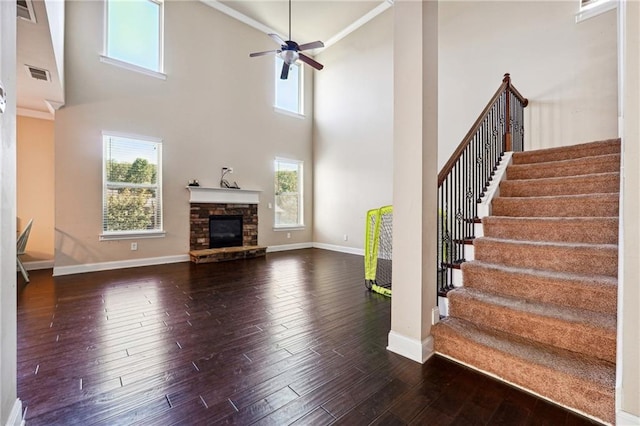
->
[462,261,618,314]
[474,237,618,277]
[447,288,616,363]
[491,193,619,218]
[481,216,618,244]
[432,317,615,425]
[499,172,620,197]
[511,138,620,165]
[507,153,620,180]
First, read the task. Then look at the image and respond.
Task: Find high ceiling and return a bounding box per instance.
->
[16,0,391,119]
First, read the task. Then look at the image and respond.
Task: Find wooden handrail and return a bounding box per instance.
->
[437,73,528,186]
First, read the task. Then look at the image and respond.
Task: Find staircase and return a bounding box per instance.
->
[433,138,620,425]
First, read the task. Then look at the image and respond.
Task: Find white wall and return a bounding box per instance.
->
[55,0,314,270]
[313,9,392,251]
[438,1,618,169]
[0,1,18,423]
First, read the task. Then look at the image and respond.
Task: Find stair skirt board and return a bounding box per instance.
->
[434,352,612,426]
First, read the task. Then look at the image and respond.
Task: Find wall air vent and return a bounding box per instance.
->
[25,65,50,82]
[17,0,36,23]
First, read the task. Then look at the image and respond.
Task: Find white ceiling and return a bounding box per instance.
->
[16,0,391,119]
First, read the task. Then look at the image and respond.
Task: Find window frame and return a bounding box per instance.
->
[101,0,166,79]
[273,157,304,230]
[274,56,304,117]
[100,131,165,241]
[576,0,617,23]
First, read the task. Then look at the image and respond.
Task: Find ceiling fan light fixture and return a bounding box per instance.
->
[280,50,299,65]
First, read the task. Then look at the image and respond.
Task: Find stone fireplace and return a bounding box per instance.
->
[187,187,265,263]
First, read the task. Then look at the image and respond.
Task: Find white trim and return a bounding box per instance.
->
[199,0,276,36]
[267,242,313,253]
[576,0,617,23]
[102,130,162,142]
[477,151,513,218]
[100,55,167,80]
[16,107,53,120]
[52,254,189,277]
[187,187,261,204]
[100,231,166,241]
[312,242,365,256]
[273,107,306,119]
[324,0,394,49]
[617,410,640,425]
[6,399,24,426]
[387,330,434,364]
[23,259,54,271]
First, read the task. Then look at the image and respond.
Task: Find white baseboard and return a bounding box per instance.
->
[312,242,365,256]
[24,259,54,271]
[617,410,640,425]
[6,399,23,426]
[52,255,190,276]
[387,330,434,364]
[266,242,313,253]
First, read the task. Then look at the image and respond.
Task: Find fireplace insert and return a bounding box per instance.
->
[209,215,243,248]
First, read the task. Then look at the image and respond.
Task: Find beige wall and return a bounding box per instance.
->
[17,115,55,264]
[55,0,314,269]
[313,10,392,251]
[0,0,18,422]
[438,1,618,169]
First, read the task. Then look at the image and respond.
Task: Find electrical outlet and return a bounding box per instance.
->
[130,242,138,251]
[286,232,291,239]
[268,202,272,209]
[228,167,233,173]
[343,234,348,241]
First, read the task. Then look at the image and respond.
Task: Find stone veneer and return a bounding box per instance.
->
[190,203,258,251]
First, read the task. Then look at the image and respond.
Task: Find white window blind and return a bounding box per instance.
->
[102,134,163,238]
[274,158,303,228]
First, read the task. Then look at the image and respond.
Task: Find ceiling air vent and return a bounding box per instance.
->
[25,65,50,82]
[17,0,36,23]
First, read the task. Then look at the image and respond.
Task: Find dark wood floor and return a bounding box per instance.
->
[17,249,600,425]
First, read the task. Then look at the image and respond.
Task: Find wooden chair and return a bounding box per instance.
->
[17,219,33,283]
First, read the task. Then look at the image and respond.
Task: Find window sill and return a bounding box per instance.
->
[575,0,617,23]
[273,226,305,231]
[100,231,166,241]
[100,55,167,80]
[274,107,305,119]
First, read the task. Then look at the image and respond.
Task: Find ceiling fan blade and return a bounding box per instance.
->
[269,33,287,47]
[298,53,324,71]
[280,61,290,80]
[249,50,279,58]
[297,41,324,51]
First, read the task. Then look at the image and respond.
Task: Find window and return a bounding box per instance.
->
[275,56,303,115]
[274,158,304,228]
[576,0,616,22]
[103,0,164,76]
[102,133,163,240]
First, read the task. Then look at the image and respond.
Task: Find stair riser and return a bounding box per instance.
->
[433,326,614,425]
[448,293,616,363]
[482,219,618,244]
[492,196,619,218]
[461,262,617,315]
[474,240,618,277]
[512,140,620,165]
[507,157,620,180]
[500,175,619,198]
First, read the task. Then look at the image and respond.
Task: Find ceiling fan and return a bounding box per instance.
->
[249,0,324,80]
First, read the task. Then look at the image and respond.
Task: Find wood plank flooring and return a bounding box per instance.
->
[17,249,601,425]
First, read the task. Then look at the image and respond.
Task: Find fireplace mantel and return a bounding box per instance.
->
[186,187,261,204]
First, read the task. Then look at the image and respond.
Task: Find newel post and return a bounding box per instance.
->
[503,73,512,152]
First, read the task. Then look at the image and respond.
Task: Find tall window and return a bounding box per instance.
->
[102,133,163,239]
[274,158,303,228]
[105,0,163,74]
[275,56,303,115]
